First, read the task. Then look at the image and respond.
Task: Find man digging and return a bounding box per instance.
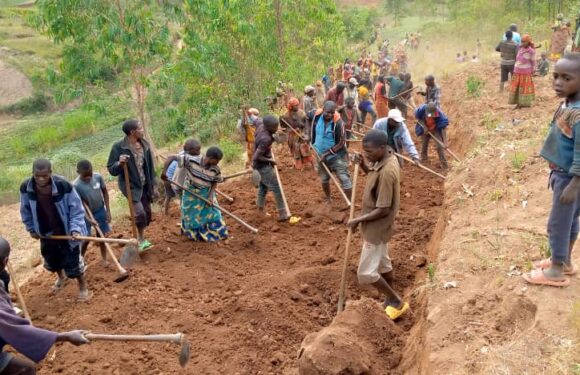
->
[347,130,409,320]
[19,159,91,302]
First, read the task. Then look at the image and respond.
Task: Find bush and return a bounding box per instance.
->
[52,148,84,181]
[466,75,485,98]
[218,138,243,164]
[2,92,51,115]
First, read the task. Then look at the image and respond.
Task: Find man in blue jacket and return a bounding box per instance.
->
[19,159,90,301]
[307,101,352,204]
[415,103,449,169]
[373,108,420,164]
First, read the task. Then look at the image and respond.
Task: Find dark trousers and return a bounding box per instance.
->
[421,129,448,167]
[548,171,580,263]
[256,165,286,213]
[134,192,152,229]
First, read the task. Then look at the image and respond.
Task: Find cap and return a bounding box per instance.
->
[349,78,359,85]
[304,85,315,94]
[426,103,437,117]
[387,108,405,123]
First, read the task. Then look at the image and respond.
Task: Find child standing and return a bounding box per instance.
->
[347,130,409,319]
[253,115,290,221]
[524,54,580,286]
[73,160,111,264]
[20,159,90,301]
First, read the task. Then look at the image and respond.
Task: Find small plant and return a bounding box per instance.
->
[466,75,485,97]
[510,151,526,170]
[427,263,436,283]
[539,237,551,259]
[488,188,503,202]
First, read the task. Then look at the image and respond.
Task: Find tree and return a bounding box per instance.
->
[34,0,174,156]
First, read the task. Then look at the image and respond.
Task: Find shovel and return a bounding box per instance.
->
[84,332,190,368]
[82,203,129,282]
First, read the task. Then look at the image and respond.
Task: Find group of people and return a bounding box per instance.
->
[496,24,540,108]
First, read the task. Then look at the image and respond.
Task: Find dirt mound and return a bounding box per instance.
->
[298,298,404,375]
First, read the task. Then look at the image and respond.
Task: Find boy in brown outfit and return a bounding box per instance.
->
[347,129,409,320]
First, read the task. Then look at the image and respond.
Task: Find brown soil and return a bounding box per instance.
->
[11,129,444,374]
[0,60,32,107]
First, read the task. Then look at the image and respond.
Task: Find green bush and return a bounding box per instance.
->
[52,148,84,181]
[341,7,379,42]
[218,138,243,164]
[466,75,485,98]
[1,92,51,115]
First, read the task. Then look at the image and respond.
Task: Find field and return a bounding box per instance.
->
[2,0,580,374]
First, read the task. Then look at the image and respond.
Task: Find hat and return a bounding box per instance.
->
[349,77,359,86]
[426,103,437,117]
[387,108,404,123]
[304,85,315,94]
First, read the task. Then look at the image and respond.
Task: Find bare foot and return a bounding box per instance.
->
[77,289,93,302]
[51,277,69,294]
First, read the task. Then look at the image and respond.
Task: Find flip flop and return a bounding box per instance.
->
[533,258,578,276]
[77,290,93,302]
[385,301,410,320]
[139,240,153,252]
[522,269,571,287]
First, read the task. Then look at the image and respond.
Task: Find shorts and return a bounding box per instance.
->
[0,352,13,373]
[357,241,393,285]
[85,206,111,235]
[501,64,514,82]
[317,154,352,190]
[40,239,85,279]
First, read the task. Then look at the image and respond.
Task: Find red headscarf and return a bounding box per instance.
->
[287,97,300,111]
[521,34,535,48]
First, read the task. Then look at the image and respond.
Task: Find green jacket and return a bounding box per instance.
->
[107,136,156,202]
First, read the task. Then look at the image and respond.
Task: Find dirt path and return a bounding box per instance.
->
[8,132,444,373]
[0,59,32,107]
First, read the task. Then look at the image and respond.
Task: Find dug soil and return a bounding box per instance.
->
[16,124,445,374]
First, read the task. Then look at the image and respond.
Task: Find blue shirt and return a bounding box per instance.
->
[166,160,178,180]
[541,101,580,176]
[503,31,521,45]
[313,116,337,158]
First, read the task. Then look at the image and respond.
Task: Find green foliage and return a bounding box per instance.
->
[218,138,243,164]
[1,92,51,115]
[341,7,379,42]
[386,0,406,26]
[466,75,485,97]
[52,148,84,181]
[510,151,526,170]
[427,262,436,283]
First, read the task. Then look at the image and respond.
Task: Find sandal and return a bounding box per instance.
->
[139,240,153,252]
[522,269,570,287]
[533,258,577,276]
[385,302,410,320]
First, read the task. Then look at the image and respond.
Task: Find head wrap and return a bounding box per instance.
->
[304,85,315,94]
[521,34,534,48]
[247,108,260,116]
[287,97,300,111]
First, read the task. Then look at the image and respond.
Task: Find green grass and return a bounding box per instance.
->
[510,151,526,170]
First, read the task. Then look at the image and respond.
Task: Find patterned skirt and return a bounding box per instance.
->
[181,184,228,242]
[508,73,535,107]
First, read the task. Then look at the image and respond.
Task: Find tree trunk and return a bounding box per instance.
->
[274,0,285,66]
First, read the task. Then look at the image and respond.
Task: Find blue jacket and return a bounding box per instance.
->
[414,104,449,136]
[20,175,87,245]
[373,119,419,160]
[540,101,580,176]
